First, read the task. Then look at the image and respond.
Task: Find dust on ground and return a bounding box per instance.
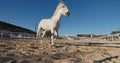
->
[0,38,120,63]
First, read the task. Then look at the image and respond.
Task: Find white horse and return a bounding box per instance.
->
[36,1,70,45]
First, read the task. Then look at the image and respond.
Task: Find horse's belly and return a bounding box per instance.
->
[42,25,51,31]
[39,19,60,31]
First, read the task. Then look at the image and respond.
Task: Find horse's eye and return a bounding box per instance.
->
[62,6,65,8]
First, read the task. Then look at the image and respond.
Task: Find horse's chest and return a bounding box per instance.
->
[53,21,60,30]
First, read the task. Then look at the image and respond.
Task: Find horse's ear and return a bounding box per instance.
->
[58,0,63,3]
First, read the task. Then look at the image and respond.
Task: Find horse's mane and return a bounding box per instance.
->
[52,2,65,17]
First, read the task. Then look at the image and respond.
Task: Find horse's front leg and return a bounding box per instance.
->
[54,31,57,36]
[51,29,54,45]
[54,31,57,41]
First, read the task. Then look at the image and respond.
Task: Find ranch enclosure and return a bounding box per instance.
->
[0,38,120,63]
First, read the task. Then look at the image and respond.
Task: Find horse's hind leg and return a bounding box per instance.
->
[41,31,46,43]
[54,31,57,41]
[36,26,42,43]
[36,27,41,39]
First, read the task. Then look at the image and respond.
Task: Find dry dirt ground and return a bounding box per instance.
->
[0,38,120,63]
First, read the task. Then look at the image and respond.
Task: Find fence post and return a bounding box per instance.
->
[10,32,12,38]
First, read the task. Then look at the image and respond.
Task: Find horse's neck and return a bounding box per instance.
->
[51,10,62,22]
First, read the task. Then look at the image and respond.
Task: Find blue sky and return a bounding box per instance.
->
[0,0,120,36]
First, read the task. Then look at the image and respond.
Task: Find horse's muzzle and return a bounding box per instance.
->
[66,12,70,16]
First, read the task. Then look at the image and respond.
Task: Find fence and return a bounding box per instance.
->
[0,31,36,38]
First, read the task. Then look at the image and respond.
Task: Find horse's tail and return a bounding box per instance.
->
[36,26,42,39]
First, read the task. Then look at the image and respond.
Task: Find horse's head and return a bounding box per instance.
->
[56,2,70,17]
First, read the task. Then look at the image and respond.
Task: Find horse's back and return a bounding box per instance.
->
[39,19,51,31]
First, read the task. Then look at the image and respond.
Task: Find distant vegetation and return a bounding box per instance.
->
[111,29,120,35]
